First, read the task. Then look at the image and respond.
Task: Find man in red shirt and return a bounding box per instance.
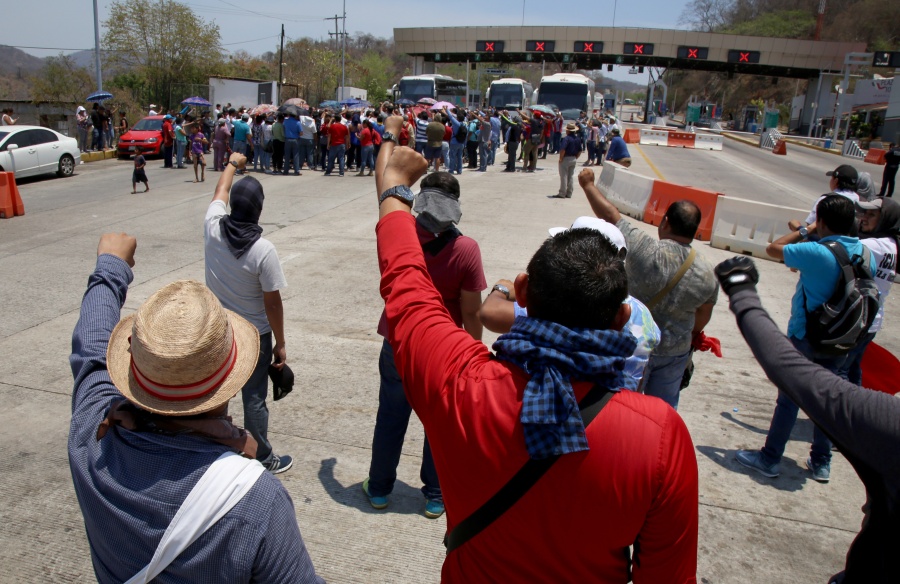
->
[162,115,175,169]
[364,171,486,519]
[325,115,349,176]
[373,115,698,583]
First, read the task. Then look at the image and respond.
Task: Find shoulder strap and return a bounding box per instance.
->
[444,385,616,554]
[125,452,265,584]
[646,248,697,310]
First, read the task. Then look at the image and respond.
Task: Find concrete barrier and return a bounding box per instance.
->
[668,131,697,148]
[865,148,887,165]
[624,128,642,143]
[595,161,654,221]
[694,133,724,151]
[710,196,808,260]
[639,129,670,146]
[643,181,722,241]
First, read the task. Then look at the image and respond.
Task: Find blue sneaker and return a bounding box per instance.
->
[362,478,388,509]
[424,499,445,519]
[806,457,831,483]
[735,449,780,478]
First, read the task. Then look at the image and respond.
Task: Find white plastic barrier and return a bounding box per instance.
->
[596,161,654,221]
[694,133,724,151]
[710,196,808,261]
[639,129,669,147]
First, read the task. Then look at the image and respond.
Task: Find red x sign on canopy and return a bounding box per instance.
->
[634,44,644,54]
[535,42,545,51]
[739,52,749,62]
[485,42,495,52]
[688,48,698,58]
[584,42,593,52]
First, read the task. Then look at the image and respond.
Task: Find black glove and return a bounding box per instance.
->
[715,256,759,296]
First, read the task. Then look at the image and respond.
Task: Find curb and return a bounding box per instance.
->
[80,150,119,163]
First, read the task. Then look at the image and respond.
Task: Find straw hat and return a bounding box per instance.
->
[107,280,260,416]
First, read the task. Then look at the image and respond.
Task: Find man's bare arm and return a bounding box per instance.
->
[578,168,621,223]
[460,290,484,341]
[692,302,715,336]
[478,279,517,334]
[766,221,815,261]
[212,152,246,205]
[263,290,286,370]
[375,115,428,219]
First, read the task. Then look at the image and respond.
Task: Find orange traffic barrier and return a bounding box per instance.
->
[773,139,787,155]
[624,128,641,143]
[643,180,722,241]
[865,148,886,165]
[667,132,696,148]
[0,172,24,219]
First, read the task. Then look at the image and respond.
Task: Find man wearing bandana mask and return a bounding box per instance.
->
[364,171,487,519]
[204,152,292,474]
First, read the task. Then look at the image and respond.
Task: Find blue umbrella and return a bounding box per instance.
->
[319,100,341,109]
[86,91,113,103]
[396,98,415,106]
[340,98,370,107]
[181,96,211,107]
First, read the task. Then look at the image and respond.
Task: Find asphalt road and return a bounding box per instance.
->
[0,143,896,583]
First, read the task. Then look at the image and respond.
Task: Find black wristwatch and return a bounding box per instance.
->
[382,131,398,144]
[798,226,809,240]
[229,160,239,169]
[379,185,415,206]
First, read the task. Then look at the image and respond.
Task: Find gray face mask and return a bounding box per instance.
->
[413,188,462,233]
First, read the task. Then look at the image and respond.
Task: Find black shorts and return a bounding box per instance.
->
[132,169,148,183]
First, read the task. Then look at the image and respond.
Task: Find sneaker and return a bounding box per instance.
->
[806,457,831,483]
[264,454,293,475]
[735,449,780,478]
[424,499,445,519]
[362,478,388,509]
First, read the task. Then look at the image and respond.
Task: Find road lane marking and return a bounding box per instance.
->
[633,144,666,181]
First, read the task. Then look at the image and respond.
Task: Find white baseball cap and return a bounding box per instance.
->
[549,216,627,252]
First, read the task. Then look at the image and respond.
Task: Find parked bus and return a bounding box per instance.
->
[486,78,534,109]
[391,74,467,106]
[533,73,596,121]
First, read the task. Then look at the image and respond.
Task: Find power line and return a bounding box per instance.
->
[221,34,281,47]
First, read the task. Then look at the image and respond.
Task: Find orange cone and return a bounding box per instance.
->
[0,172,24,218]
[772,139,787,155]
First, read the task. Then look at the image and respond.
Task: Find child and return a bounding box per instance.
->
[132,149,149,193]
[190,125,208,182]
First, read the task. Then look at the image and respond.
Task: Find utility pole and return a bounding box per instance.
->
[814,0,826,41]
[92,0,102,92]
[326,11,348,100]
[278,24,284,103]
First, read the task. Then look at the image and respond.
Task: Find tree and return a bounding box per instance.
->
[678,0,731,32]
[30,55,94,104]
[102,0,222,108]
[352,52,393,103]
[282,39,340,105]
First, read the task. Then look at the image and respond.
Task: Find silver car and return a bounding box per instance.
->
[0,125,81,179]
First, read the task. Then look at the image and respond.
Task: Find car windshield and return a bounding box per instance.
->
[399,79,435,102]
[133,119,163,131]
[538,83,588,120]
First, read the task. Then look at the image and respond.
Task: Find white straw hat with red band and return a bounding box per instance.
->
[107,280,259,416]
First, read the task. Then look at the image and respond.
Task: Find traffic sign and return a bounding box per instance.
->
[873,51,900,67]
[484,68,508,75]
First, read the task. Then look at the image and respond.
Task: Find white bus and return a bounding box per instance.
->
[392,74,467,106]
[533,73,596,121]
[486,78,534,109]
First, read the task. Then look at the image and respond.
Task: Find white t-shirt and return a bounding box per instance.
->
[204,200,287,334]
[299,116,317,140]
[861,236,897,332]
[805,189,859,225]
[148,109,158,116]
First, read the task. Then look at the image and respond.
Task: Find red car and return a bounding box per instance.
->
[117,115,164,158]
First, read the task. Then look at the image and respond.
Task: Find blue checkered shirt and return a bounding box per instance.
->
[68,255,323,583]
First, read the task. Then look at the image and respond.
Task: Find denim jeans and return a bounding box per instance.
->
[175,141,186,167]
[283,139,299,174]
[489,140,499,165]
[360,145,375,171]
[233,140,247,156]
[839,331,876,386]
[643,349,692,409]
[478,142,490,171]
[760,336,848,466]
[78,127,88,151]
[242,332,275,464]
[298,138,314,169]
[327,144,346,175]
[448,143,464,174]
[92,128,104,151]
[368,340,441,502]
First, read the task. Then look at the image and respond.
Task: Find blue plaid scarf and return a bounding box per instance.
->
[493,316,637,460]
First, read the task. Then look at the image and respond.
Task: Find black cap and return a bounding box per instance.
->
[268,363,294,401]
[826,164,859,186]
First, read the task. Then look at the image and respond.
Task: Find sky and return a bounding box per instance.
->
[6,0,688,84]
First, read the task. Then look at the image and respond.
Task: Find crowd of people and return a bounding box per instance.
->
[64,103,900,583]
